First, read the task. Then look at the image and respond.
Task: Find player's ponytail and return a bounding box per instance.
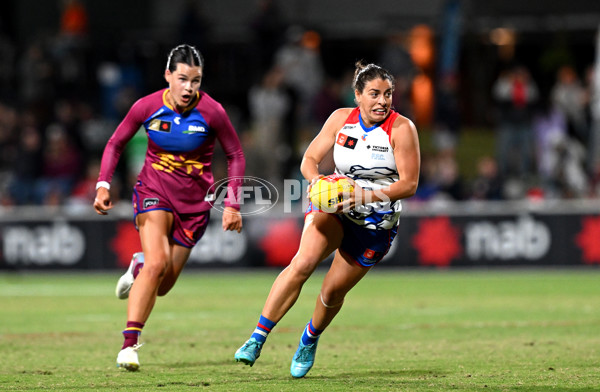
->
[352,61,394,93]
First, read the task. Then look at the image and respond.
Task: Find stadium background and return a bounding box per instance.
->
[1,0,600,270]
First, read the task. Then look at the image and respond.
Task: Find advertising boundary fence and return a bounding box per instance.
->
[1,200,599,270]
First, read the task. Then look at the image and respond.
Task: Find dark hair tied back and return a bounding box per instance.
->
[166,44,204,72]
[352,61,395,93]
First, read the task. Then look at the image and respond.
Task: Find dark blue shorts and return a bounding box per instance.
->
[337,215,397,267]
[306,202,397,267]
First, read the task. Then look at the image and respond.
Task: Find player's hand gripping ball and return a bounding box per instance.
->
[309,174,354,212]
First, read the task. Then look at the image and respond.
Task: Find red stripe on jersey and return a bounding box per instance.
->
[381,110,401,144]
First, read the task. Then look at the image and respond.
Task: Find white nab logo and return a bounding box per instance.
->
[174,116,181,125]
[465,215,551,260]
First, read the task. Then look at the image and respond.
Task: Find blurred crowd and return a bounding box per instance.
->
[416,62,600,203]
[0,0,598,210]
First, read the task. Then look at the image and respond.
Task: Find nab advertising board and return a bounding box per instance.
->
[0,202,599,270]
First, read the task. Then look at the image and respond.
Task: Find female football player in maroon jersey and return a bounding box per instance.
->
[94,44,245,370]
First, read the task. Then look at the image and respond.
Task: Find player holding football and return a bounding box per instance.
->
[235,61,420,377]
[93,44,245,371]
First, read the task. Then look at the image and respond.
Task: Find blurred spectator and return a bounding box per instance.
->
[554,136,589,198]
[54,99,85,151]
[274,26,325,128]
[532,99,568,198]
[18,42,55,106]
[533,90,591,199]
[36,124,82,204]
[7,121,43,205]
[249,0,286,74]
[470,155,504,200]
[68,158,100,206]
[432,73,461,154]
[551,65,589,146]
[54,0,90,99]
[412,153,440,201]
[0,5,598,206]
[67,157,125,213]
[492,65,539,178]
[247,65,292,184]
[436,151,465,200]
[312,76,344,125]
[582,64,596,173]
[412,152,464,201]
[339,68,359,107]
[378,30,417,119]
[96,43,143,121]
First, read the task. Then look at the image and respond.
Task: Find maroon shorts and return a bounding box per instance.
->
[132,181,210,248]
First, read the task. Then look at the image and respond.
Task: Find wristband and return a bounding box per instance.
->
[96,181,110,191]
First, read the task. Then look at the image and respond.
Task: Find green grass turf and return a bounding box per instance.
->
[0,269,599,391]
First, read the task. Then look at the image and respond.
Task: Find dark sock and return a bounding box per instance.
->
[122,321,144,349]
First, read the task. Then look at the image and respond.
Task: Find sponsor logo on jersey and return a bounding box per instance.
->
[336,133,357,149]
[371,145,389,152]
[149,119,172,133]
[143,198,159,209]
[174,116,181,125]
[183,125,207,134]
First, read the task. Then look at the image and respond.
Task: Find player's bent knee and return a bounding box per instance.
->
[320,291,345,308]
[321,284,350,307]
[141,259,169,281]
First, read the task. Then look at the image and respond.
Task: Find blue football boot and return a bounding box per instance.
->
[290,337,319,378]
[234,338,263,367]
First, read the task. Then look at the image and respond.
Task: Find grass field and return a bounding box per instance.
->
[0,268,599,391]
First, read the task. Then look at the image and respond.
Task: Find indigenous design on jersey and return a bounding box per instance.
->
[151,153,204,175]
[333,107,402,230]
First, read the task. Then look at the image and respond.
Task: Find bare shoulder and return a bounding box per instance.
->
[319,107,355,136]
[390,113,419,150]
[392,113,417,133]
[326,107,354,125]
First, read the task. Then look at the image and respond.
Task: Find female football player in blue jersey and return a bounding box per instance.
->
[93,44,245,371]
[235,61,420,377]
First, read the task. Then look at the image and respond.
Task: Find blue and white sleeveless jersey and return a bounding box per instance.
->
[333,107,402,230]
